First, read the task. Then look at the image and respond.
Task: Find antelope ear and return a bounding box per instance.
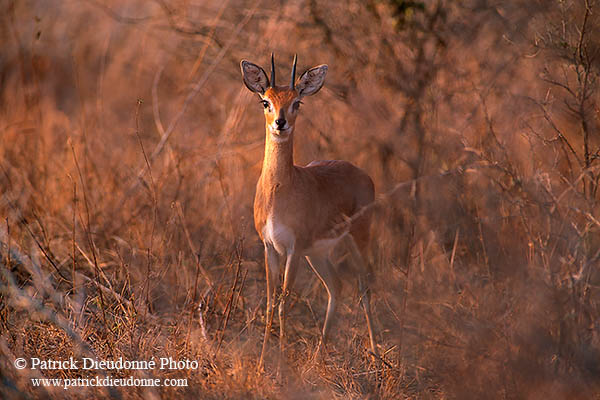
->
[240,60,270,94]
[295,64,328,97]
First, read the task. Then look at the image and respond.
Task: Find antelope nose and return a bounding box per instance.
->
[275,118,286,129]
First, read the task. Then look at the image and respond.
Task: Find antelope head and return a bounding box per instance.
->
[240,54,328,142]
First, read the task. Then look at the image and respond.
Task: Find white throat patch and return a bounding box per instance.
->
[269,127,291,143]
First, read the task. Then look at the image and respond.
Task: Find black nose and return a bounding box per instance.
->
[275,118,286,129]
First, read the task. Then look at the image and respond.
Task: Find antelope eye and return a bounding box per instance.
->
[261,100,270,109]
[292,101,302,111]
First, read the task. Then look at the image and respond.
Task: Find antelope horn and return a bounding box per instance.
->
[290,54,297,89]
[270,53,276,87]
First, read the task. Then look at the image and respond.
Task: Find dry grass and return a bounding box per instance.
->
[1,0,600,398]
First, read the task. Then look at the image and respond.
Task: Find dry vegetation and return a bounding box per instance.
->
[1,0,600,398]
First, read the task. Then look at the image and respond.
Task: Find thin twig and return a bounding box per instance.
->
[125,5,259,197]
[69,140,111,338]
[214,246,243,356]
[175,202,214,291]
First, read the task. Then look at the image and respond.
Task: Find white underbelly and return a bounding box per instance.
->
[263,215,295,255]
[262,215,348,258]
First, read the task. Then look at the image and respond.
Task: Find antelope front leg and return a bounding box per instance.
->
[279,251,299,357]
[259,243,280,371]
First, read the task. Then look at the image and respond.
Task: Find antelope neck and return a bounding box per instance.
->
[261,124,295,186]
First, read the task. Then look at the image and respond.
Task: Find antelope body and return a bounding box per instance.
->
[240,55,377,368]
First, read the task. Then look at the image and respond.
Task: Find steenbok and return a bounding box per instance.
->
[241,54,377,369]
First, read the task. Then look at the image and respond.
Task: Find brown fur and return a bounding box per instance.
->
[254,86,374,256]
[242,60,378,367]
[261,86,300,128]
